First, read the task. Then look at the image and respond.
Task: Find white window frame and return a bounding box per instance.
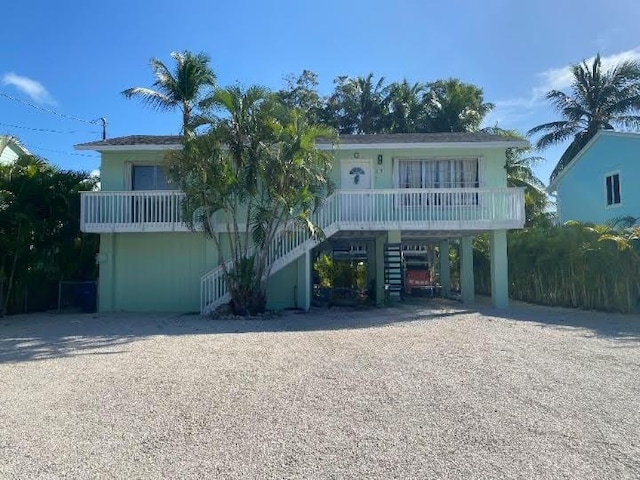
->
[604,170,622,209]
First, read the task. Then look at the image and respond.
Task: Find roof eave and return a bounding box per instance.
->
[546,130,611,192]
[74,144,183,152]
[75,139,529,152]
[317,140,529,151]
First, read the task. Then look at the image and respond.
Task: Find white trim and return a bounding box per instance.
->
[604,170,622,209]
[547,130,640,192]
[75,144,183,152]
[1,135,31,156]
[318,141,528,151]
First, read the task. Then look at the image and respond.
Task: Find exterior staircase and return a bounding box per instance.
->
[200,194,340,314]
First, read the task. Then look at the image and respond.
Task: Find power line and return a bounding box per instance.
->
[0,92,98,125]
[29,146,99,158]
[0,121,79,134]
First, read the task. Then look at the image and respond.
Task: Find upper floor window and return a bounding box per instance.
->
[132,165,171,190]
[398,158,479,189]
[605,172,621,206]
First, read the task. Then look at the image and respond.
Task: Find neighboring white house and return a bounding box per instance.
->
[0,135,30,165]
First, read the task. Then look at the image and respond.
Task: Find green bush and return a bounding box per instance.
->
[313,254,367,290]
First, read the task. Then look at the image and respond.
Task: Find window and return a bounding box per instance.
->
[397,158,479,206]
[132,165,171,190]
[398,158,479,189]
[605,173,621,206]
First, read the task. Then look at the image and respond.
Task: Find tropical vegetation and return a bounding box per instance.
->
[0,153,98,315]
[165,86,336,315]
[122,51,217,134]
[528,53,640,183]
[474,221,640,313]
[481,127,550,226]
[278,72,495,134]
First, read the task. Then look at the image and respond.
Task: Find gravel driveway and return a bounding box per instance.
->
[1,300,639,479]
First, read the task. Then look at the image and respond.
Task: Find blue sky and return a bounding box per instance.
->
[2,0,640,183]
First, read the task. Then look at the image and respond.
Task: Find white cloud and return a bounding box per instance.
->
[485,46,640,129]
[2,72,56,104]
[536,47,640,94]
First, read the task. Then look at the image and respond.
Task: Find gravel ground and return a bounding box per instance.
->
[1,300,639,479]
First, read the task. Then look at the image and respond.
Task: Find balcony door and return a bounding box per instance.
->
[132,165,171,191]
[341,160,372,223]
[130,165,173,224]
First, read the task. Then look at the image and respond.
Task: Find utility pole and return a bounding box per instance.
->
[100,117,107,140]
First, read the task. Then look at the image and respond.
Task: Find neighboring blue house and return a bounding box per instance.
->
[548,131,640,224]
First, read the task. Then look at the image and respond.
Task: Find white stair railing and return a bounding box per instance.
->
[200,193,340,314]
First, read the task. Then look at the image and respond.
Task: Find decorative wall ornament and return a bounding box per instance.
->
[349,166,365,185]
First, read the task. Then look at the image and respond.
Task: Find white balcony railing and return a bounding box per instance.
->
[80,190,188,233]
[81,187,525,233]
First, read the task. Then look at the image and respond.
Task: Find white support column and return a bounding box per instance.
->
[461,235,475,304]
[490,229,509,309]
[439,239,450,297]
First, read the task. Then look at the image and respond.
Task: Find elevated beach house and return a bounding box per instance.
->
[76,132,526,313]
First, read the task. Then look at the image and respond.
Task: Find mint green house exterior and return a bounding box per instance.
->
[549,131,640,224]
[76,133,526,313]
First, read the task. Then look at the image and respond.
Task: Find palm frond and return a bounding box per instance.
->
[120,87,174,111]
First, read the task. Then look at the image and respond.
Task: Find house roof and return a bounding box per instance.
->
[0,134,30,154]
[547,130,640,192]
[75,132,528,152]
[321,132,526,145]
[0,135,31,164]
[75,135,183,150]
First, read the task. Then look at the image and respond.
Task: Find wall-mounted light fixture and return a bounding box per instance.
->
[354,152,360,159]
[377,154,383,165]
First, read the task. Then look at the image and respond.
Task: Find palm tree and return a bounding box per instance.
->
[122,51,216,134]
[165,87,336,314]
[482,127,548,225]
[324,73,389,134]
[386,80,428,133]
[425,79,494,132]
[528,54,640,183]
